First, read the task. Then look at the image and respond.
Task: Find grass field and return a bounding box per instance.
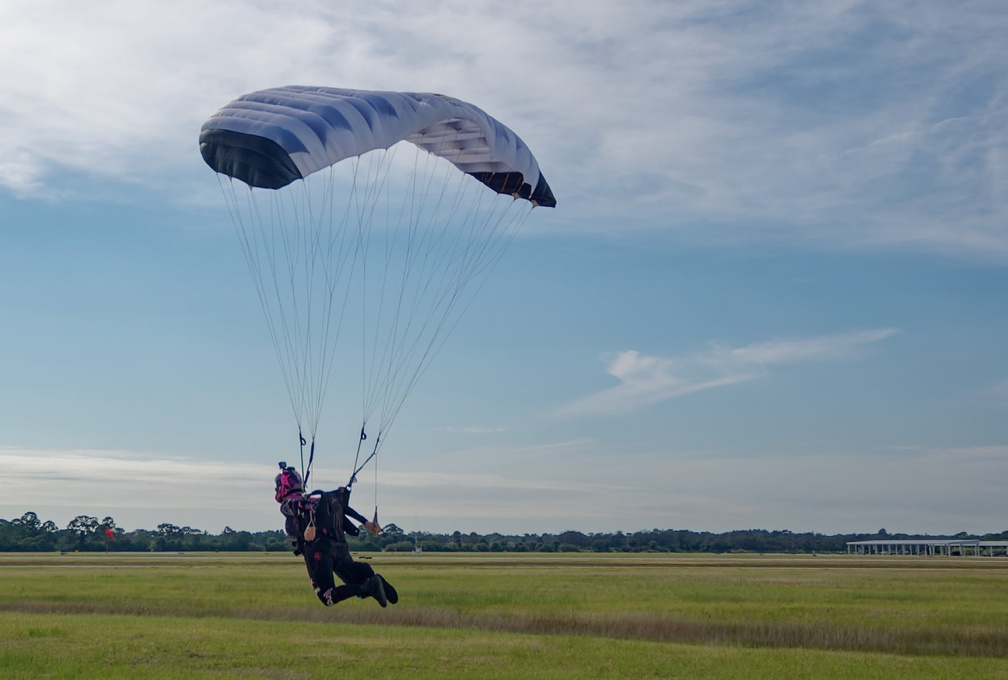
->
[2,551,1007,678]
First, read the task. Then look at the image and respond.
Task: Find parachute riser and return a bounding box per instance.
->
[299,432,316,490]
[347,432,380,490]
[299,431,306,479]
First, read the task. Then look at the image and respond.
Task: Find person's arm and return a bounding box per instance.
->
[345,504,382,534]
[344,504,369,526]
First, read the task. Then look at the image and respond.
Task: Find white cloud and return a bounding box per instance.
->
[556,329,897,417]
[2,2,1007,257]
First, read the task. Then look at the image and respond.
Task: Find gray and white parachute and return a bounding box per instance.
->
[199,87,555,488]
[200,86,555,206]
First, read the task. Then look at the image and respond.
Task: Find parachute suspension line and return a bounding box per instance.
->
[256,186,314,435]
[368,145,453,432]
[352,136,535,445]
[262,187,308,430]
[315,146,400,487]
[219,167,360,480]
[346,143,384,510]
[384,177,528,429]
[346,143,402,495]
[315,165,359,434]
[270,185,308,434]
[359,142,451,439]
[278,175,334,440]
[363,146,416,443]
[355,147,401,446]
[218,176,303,434]
[291,167,350,438]
[286,179,312,435]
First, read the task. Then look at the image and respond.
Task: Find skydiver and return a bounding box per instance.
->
[275,468,398,607]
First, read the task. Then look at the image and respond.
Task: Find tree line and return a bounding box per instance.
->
[2,511,1006,554]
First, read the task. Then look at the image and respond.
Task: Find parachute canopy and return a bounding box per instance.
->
[199,86,556,207]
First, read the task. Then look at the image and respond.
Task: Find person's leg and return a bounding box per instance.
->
[324,583,370,605]
[331,542,375,585]
[329,543,387,606]
[304,546,346,606]
[307,542,386,606]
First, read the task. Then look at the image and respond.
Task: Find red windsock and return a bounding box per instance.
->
[105,528,115,541]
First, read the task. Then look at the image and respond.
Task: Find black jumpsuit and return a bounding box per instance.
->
[294,488,383,606]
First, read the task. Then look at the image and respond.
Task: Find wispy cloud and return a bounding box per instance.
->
[556,329,897,417]
[0,446,277,531]
[4,439,1006,535]
[887,444,1008,461]
[986,380,1008,399]
[435,425,508,435]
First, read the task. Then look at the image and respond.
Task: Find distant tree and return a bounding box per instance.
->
[64,515,101,551]
[17,512,41,530]
[376,523,407,550]
[382,523,405,538]
[556,531,589,548]
[67,516,99,536]
[219,528,252,551]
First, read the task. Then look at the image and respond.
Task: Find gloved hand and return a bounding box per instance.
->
[364,520,382,535]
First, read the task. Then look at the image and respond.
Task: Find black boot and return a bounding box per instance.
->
[377,574,398,604]
[364,575,387,607]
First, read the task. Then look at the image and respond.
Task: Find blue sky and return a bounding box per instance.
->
[2,1,1007,536]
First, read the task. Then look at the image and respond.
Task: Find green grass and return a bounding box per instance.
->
[2,552,1007,678]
